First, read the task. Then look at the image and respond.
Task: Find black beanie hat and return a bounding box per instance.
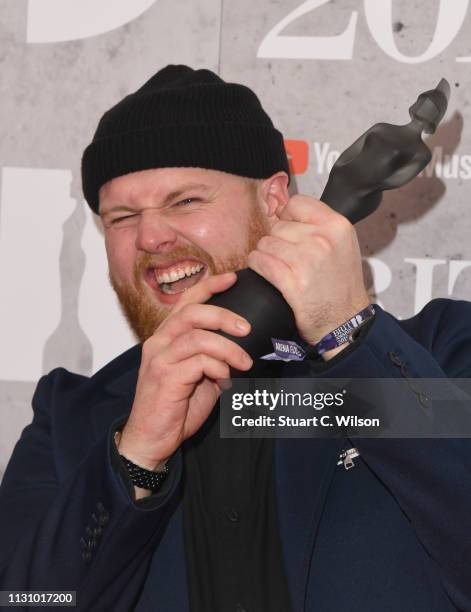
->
[81,65,290,214]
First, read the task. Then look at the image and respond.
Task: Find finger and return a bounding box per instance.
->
[255,235,301,268]
[280,196,339,225]
[247,249,293,298]
[150,302,251,348]
[270,219,337,243]
[269,220,304,242]
[217,378,233,391]
[173,271,238,313]
[274,211,353,247]
[179,353,232,386]
[164,328,253,371]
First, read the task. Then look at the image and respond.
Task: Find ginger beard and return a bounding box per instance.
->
[109,200,271,343]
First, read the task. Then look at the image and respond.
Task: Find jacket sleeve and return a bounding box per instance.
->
[283,298,471,611]
[0,369,183,611]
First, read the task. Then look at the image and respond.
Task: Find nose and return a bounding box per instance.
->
[135,210,178,253]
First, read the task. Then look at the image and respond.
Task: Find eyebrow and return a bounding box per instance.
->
[101,183,213,216]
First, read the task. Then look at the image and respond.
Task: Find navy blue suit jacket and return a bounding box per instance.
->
[0,299,470,611]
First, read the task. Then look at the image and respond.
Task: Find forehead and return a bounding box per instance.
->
[98,167,241,213]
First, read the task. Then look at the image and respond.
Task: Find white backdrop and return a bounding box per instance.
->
[1,0,471,477]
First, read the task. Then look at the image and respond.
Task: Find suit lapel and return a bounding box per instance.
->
[276,436,345,612]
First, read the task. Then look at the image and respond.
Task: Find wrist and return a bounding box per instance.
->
[114,429,170,496]
[115,429,170,472]
[310,303,375,358]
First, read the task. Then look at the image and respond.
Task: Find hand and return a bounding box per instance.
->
[118,272,253,472]
[247,195,370,347]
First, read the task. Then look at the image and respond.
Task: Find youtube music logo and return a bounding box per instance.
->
[284,139,309,175]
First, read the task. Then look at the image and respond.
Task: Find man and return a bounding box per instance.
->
[0,65,470,611]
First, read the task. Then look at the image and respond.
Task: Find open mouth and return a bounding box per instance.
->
[147,260,207,296]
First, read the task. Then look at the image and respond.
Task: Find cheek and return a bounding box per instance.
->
[105,232,136,281]
[187,212,246,251]
[185,216,228,254]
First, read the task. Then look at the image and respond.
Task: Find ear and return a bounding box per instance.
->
[259,172,290,220]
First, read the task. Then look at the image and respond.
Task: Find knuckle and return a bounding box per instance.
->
[263,254,277,272]
[179,302,196,318]
[196,352,208,369]
[217,305,231,321]
[214,359,226,375]
[272,221,287,236]
[290,194,303,206]
[257,235,271,249]
[148,355,164,377]
[188,328,207,349]
[221,309,234,327]
[306,209,320,225]
[141,337,157,359]
[298,254,312,271]
[298,274,311,292]
[315,234,333,253]
[335,214,352,235]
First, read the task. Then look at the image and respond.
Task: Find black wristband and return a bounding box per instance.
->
[114,431,169,492]
[118,454,169,492]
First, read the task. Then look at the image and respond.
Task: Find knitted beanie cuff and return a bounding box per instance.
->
[82,122,289,214]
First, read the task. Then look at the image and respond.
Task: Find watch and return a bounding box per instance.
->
[114,431,169,492]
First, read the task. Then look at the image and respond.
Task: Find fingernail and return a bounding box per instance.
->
[219,379,232,391]
[235,319,250,331]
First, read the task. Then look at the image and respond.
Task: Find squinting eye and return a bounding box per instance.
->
[176,197,199,206]
[111,214,137,225]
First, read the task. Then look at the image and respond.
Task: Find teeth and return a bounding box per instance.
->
[156,263,204,285]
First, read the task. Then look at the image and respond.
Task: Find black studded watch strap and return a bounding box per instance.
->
[114,431,169,492]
